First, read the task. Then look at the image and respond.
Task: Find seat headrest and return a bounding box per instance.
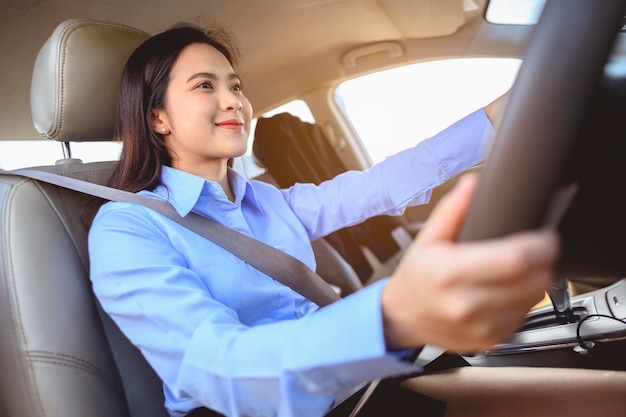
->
[30,18,150,142]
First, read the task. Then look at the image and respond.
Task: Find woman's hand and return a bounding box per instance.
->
[381,174,559,353]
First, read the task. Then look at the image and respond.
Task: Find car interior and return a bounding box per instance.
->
[1,0,626,416]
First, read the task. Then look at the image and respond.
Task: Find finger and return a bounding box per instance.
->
[464,268,554,316]
[416,173,478,245]
[431,272,551,351]
[443,230,560,285]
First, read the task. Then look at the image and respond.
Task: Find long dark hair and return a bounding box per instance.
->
[107,23,239,192]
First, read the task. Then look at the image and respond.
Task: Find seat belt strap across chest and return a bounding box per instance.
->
[2,168,340,307]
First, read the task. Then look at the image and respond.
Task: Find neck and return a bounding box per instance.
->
[172,159,235,202]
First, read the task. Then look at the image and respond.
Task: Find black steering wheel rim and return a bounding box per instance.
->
[458,0,626,246]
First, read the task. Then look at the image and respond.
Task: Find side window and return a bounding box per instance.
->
[0,140,122,170]
[335,58,521,164]
[233,99,316,178]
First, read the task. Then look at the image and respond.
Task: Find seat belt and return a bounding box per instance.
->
[1,168,340,307]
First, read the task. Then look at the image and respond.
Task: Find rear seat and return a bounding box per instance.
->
[253,112,414,284]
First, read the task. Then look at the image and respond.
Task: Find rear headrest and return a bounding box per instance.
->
[30,18,149,142]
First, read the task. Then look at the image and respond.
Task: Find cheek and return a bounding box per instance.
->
[243,100,254,130]
[244,97,253,115]
[176,101,214,128]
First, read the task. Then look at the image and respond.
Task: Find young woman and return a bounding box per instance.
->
[88,24,560,417]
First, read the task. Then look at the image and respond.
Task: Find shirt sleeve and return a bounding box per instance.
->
[281,108,493,239]
[89,204,419,417]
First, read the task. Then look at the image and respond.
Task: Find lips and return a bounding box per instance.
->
[216,119,244,130]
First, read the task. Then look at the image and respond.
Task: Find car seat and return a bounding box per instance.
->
[253,113,414,284]
[0,18,166,417]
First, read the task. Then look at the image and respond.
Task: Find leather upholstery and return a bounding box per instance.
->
[2,165,123,417]
[0,19,167,417]
[30,18,149,142]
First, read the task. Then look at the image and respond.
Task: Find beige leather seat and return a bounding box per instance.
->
[0,18,167,417]
[0,17,365,417]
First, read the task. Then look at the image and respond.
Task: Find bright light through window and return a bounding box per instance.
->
[336,58,521,164]
[485,0,545,25]
[0,140,122,170]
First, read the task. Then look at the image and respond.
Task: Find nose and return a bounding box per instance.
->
[220,89,243,111]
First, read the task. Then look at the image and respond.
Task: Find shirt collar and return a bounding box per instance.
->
[154,166,262,217]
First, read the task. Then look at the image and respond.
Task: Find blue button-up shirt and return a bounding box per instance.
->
[89,109,492,417]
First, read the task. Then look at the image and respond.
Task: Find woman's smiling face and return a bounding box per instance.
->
[152,42,253,174]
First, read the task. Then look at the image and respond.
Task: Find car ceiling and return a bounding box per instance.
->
[1,0,528,141]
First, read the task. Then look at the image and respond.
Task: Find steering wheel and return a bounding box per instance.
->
[458,0,626,277]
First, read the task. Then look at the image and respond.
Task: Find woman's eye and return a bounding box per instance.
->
[232,84,242,92]
[198,81,213,89]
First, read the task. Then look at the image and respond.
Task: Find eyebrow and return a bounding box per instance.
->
[186,72,240,83]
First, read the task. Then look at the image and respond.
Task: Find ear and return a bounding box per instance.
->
[149,108,170,135]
